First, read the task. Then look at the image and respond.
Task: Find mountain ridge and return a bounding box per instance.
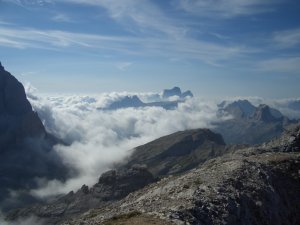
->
[62,123,300,225]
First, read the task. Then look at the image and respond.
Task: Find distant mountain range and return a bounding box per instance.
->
[102,95,300,145]
[214,99,296,144]
[99,87,194,110]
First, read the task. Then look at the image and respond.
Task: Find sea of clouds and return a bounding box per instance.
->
[24,86,232,198]
[20,85,300,199]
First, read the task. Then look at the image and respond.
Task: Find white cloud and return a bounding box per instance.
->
[51,13,73,23]
[116,62,133,71]
[25,90,228,197]
[258,57,300,73]
[273,28,300,48]
[175,0,284,18]
[267,98,300,119]
[2,0,53,7]
[61,0,186,38]
[0,25,250,65]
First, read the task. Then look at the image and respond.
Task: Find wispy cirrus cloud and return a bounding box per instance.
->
[116,62,133,71]
[0,26,133,49]
[2,0,53,7]
[0,25,251,65]
[174,0,284,18]
[61,0,186,38]
[257,57,300,73]
[51,13,73,23]
[273,28,300,48]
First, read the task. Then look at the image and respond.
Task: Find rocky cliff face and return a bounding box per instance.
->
[62,124,300,225]
[0,62,46,148]
[0,62,67,210]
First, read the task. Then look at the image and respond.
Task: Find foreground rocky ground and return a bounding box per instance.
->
[6,124,300,225]
[61,125,300,225]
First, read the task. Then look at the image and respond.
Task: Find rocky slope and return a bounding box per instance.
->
[7,126,300,225]
[0,62,67,210]
[120,129,227,177]
[6,129,230,224]
[62,124,300,225]
[6,165,155,225]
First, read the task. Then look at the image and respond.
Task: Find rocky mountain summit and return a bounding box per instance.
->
[61,124,300,225]
[214,100,296,144]
[0,62,67,210]
[162,87,193,100]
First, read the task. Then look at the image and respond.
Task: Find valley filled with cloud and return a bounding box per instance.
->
[25,88,228,197]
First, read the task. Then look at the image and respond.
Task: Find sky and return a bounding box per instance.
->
[0,0,300,97]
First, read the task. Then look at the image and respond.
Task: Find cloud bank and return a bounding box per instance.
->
[25,88,228,197]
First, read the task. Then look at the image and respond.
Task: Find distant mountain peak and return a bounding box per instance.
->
[254,104,278,122]
[222,99,256,118]
[107,95,145,110]
[0,61,4,70]
[162,87,193,99]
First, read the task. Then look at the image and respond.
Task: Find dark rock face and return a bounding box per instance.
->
[121,129,227,177]
[0,62,67,210]
[0,63,45,147]
[6,165,154,225]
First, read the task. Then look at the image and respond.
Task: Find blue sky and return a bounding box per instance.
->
[0,0,300,97]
